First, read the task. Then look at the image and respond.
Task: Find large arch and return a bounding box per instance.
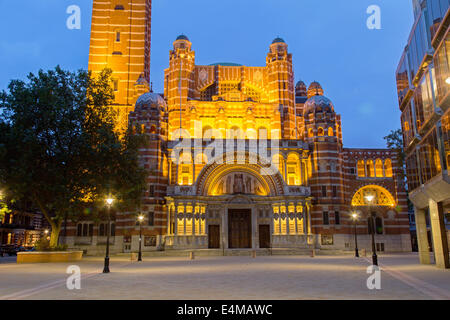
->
[351,185,396,207]
[195,151,285,196]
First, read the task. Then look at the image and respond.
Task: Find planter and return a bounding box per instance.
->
[17,251,83,264]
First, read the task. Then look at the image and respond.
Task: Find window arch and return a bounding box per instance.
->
[308,128,314,138]
[328,127,334,136]
[317,127,324,137]
[384,159,393,177]
[375,159,383,177]
[287,153,301,185]
[357,160,365,177]
[366,160,375,177]
[351,185,396,207]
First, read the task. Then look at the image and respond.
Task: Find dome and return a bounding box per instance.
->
[176,34,189,41]
[307,81,324,99]
[135,92,167,113]
[272,37,285,44]
[303,95,334,115]
[295,80,307,97]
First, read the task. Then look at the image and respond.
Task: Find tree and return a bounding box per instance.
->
[0,67,147,247]
[384,129,405,181]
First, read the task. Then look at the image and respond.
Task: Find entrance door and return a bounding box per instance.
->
[259,225,271,248]
[228,209,251,248]
[208,225,220,249]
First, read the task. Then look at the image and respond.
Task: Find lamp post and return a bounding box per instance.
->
[351,212,359,258]
[103,197,114,274]
[137,215,144,262]
[365,194,378,266]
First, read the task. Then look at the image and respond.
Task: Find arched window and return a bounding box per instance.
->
[178,152,193,185]
[375,159,383,177]
[308,128,314,138]
[317,127,324,136]
[287,153,301,185]
[366,160,375,177]
[328,127,334,136]
[375,217,383,234]
[150,125,156,134]
[384,159,393,177]
[357,160,365,177]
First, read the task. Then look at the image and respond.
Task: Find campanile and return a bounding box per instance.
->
[88,0,152,132]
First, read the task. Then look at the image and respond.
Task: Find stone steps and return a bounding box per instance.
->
[113,248,356,258]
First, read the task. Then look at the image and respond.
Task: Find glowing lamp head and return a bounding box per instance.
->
[446,77,450,85]
[365,195,374,203]
[138,215,144,222]
[106,198,114,205]
[44,229,49,235]
[351,212,358,220]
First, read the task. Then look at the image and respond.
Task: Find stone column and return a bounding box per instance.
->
[428,200,450,269]
[414,206,430,264]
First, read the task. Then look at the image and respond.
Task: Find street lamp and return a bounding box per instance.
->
[351,212,359,258]
[365,194,378,266]
[446,77,450,85]
[103,197,114,274]
[137,214,144,262]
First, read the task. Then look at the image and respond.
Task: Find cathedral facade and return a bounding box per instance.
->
[63,0,411,254]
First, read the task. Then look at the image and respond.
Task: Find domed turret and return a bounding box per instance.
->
[176,34,189,41]
[272,37,285,44]
[303,95,334,116]
[295,80,307,97]
[307,81,324,99]
[135,92,167,113]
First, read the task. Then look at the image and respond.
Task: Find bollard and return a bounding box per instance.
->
[131,252,137,261]
[189,251,195,260]
[310,249,315,258]
[251,250,256,259]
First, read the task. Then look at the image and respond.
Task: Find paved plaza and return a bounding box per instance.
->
[0,253,449,300]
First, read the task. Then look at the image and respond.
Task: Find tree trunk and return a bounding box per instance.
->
[49,222,62,248]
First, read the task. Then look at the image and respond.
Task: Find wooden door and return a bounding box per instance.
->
[208,225,220,249]
[228,209,251,248]
[259,225,271,248]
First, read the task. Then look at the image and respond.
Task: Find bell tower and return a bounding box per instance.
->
[266,38,296,140]
[88,0,152,132]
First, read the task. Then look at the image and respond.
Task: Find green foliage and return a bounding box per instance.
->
[35,238,68,252]
[0,66,147,247]
[384,129,406,181]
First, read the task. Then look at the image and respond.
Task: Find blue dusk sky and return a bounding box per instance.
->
[0,0,414,148]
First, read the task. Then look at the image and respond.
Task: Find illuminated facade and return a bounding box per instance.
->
[63,0,411,254]
[396,0,450,268]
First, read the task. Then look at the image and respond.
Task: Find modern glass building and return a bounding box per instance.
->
[396,0,450,268]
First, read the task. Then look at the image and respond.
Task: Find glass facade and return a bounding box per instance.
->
[434,32,450,105]
[401,101,415,147]
[414,71,435,132]
[398,1,449,193]
[418,129,442,183]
